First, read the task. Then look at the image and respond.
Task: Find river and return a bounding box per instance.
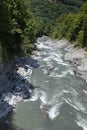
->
[1,37,87,130]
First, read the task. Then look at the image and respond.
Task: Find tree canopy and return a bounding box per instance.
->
[0,0,87,62]
[29,0,87,35]
[51,2,87,48]
[0,0,40,61]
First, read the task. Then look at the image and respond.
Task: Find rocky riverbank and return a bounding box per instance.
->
[36,37,87,84]
[53,39,87,83]
[64,44,87,83]
[0,56,39,120]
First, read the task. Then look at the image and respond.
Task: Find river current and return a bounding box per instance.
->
[1,37,87,130]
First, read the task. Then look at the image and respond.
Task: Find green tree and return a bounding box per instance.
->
[0,0,38,62]
[51,2,87,48]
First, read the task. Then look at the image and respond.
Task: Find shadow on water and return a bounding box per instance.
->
[0,112,25,130]
[0,56,40,130]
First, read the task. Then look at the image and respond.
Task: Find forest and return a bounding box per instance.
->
[51,2,87,47]
[0,0,40,61]
[0,0,87,61]
[29,0,85,35]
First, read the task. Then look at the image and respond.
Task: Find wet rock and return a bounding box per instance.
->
[48,65,55,71]
[0,57,35,119]
[42,69,49,75]
[64,44,87,82]
[0,101,13,119]
[21,79,26,83]
[5,120,9,126]
[64,45,85,61]
[0,93,2,98]
[41,104,51,112]
[37,36,49,43]
[23,94,31,99]
[33,44,37,51]
[28,83,34,90]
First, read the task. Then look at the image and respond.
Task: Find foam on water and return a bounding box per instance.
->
[38,43,71,68]
[43,52,63,63]
[48,94,63,107]
[43,57,50,62]
[49,69,74,78]
[49,72,65,78]
[52,52,63,59]
[39,89,63,120]
[40,52,47,56]
[63,97,86,113]
[49,55,63,63]
[40,90,47,105]
[62,69,74,76]
[45,80,49,83]
[40,101,62,120]
[75,114,87,130]
[74,101,87,113]
[63,89,70,94]
[42,68,49,75]
[68,69,74,75]
[70,88,78,96]
[37,42,52,50]
[29,89,40,101]
[48,105,60,120]
[63,98,80,111]
[33,37,87,125]
[58,62,70,66]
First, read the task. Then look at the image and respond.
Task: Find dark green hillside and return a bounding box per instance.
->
[0,0,39,62]
[55,0,85,7]
[51,2,87,48]
[29,0,86,35]
[0,0,87,62]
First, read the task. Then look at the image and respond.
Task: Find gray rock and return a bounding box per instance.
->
[64,44,87,82]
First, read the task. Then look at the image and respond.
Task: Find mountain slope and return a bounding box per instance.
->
[29,0,87,35]
[51,2,87,48]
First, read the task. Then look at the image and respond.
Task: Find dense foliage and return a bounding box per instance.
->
[29,0,86,35]
[0,0,87,62]
[51,2,87,47]
[0,0,39,61]
[54,0,86,7]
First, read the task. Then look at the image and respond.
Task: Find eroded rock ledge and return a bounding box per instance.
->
[0,56,39,120]
[64,44,87,82]
[51,38,87,83]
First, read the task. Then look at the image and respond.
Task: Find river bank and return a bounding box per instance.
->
[50,38,87,83]
[64,43,87,83]
[0,56,39,122]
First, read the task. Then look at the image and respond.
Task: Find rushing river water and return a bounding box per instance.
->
[1,37,87,130]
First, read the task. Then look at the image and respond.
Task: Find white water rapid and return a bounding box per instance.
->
[2,36,87,130]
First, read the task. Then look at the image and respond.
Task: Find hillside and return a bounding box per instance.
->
[52,0,86,6]
[29,0,87,35]
[0,0,40,62]
[0,0,87,62]
[51,2,87,48]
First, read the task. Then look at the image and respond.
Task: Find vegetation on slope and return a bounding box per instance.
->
[29,0,86,35]
[0,0,87,62]
[0,0,40,62]
[53,0,86,7]
[51,2,87,47]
